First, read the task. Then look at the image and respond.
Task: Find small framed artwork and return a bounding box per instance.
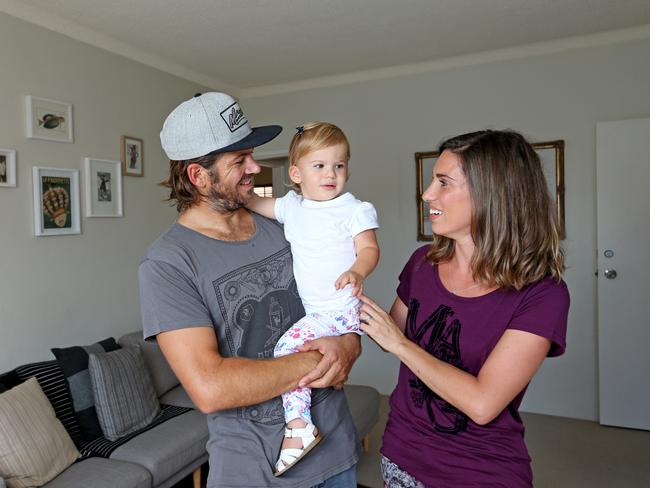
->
[415,150,440,241]
[25,96,74,143]
[532,140,565,238]
[84,158,123,217]
[0,148,17,187]
[32,167,81,236]
[414,139,566,241]
[120,135,144,176]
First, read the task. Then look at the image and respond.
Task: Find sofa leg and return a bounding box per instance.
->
[192,466,201,488]
[362,434,370,452]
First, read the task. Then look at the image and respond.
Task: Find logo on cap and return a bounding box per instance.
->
[220,102,248,133]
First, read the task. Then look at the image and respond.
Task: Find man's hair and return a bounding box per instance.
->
[160,152,220,212]
[426,129,565,289]
[288,122,350,192]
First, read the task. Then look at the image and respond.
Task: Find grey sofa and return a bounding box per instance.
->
[0,331,380,488]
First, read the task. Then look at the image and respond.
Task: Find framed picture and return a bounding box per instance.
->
[414,139,565,241]
[84,158,123,217]
[32,167,81,236]
[415,150,440,241]
[532,140,565,238]
[0,148,17,187]
[25,96,74,143]
[120,135,144,176]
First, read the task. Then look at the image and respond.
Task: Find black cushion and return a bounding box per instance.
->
[51,338,120,442]
[0,370,21,392]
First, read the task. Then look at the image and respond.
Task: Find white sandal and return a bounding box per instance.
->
[274,422,322,476]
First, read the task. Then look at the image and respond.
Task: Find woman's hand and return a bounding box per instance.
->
[359,295,408,355]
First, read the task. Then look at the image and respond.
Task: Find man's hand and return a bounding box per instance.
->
[297,334,361,388]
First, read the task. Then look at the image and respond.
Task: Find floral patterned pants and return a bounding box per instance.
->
[274,307,360,423]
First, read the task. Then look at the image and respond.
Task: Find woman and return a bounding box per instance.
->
[360,130,569,487]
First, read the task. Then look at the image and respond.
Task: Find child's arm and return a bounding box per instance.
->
[335,229,380,297]
[246,194,276,219]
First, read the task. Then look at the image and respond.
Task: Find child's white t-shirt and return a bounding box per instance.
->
[274,190,379,314]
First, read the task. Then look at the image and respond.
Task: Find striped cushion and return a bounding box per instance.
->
[89,346,161,441]
[14,361,83,447]
[0,377,80,488]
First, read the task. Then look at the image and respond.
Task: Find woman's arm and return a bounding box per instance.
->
[246,194,276,219]
[334,229,380,296]
[360,296,551,425]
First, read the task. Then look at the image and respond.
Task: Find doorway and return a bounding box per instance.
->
[596,117,650,430]
[256,155,290,199]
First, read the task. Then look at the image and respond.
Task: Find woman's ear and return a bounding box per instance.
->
[288,165,302,185]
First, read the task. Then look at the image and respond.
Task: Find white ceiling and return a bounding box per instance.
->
[2,0,650,95]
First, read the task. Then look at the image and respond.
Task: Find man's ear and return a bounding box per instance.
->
[288,165,302,185]
[187,163,208,188]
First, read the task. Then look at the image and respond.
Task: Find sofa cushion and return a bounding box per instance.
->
[109,409,209,486]
[89,346,161,441]
[13,361,83,446]
[79,405,191,459]
[0,377,79,488]
[344,384,380,440]
[159,385,196,409]
[51,338,120,441]
[118,332,179,397]
[43,457,151,488]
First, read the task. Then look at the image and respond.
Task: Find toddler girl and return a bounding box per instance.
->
[247,122,380,476]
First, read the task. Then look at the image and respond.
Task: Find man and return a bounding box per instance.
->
[139,92,361,487]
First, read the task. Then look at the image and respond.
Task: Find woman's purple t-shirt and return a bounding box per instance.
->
[381,246,570,487]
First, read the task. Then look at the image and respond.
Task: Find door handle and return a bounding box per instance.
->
[604,269,617,279]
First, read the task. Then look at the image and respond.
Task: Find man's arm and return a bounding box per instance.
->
[246,194,276,219]
[157,326,321,414]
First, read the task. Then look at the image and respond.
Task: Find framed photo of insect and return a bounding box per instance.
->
[32,167,81,236]
[25,96,74,143]
[120,135,144,177]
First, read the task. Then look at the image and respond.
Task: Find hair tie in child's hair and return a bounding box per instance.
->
[295,126,304,136]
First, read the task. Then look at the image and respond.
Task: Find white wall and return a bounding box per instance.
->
[243,38,650,421]
[0,13,206,371]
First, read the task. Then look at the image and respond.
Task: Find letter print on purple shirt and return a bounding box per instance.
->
[405,299,469,435]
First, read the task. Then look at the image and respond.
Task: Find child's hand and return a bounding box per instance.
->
[335,271,365,297]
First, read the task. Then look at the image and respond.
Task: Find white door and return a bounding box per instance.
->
[596,118,650,430]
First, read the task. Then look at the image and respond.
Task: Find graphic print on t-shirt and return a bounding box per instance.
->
[406,299,469,434]
[212,246,304,359]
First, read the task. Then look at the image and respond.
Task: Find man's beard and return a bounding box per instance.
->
[204,168,252,213]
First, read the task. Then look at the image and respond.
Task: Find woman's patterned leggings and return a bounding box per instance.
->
[274,307,360,424]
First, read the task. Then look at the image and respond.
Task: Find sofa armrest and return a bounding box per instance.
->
[344,384,380,441]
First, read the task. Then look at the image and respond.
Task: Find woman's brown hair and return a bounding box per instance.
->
[426,130,565,289]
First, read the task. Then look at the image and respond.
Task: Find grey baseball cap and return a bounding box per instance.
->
[160,92,282,160]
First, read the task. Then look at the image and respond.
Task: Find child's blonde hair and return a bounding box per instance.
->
[288,122,350,192]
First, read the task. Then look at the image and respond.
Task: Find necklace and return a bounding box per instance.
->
[449,283,481,294]
[443,263,481,295]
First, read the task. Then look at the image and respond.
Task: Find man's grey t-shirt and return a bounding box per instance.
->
[139,214,359,487]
